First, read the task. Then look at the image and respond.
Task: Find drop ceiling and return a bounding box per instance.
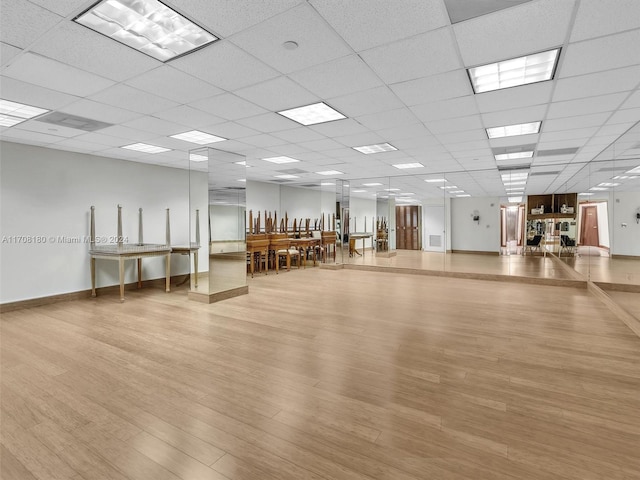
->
[1,0,639,200]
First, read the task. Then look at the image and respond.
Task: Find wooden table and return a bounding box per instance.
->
[89,243,172,302]
[289,238,321,267]
[246,237,270,277]
[349,232,373,257]
[171,243,200,287]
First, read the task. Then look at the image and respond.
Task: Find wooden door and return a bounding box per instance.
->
[396,206,420,250]
[580,205,599,246]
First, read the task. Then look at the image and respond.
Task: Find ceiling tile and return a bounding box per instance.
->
[355,108,418,131]
[547,93,627,119]
[229,4,352,75]
[309,118,370,137]
[0,77,78,110]
[271,127,326,143]
[60,99,142,124]
[453,0,574,66]
[0,127,66,146]
[172,40,279,91]
[445,139,491,153]
[288,55,383,99]
[98,125,158,142]
[543,113,612,132]
[31,21,158,82]
[175,0,303,37]
[620,90,640,110]
[360,28,461,84]
[310,0,448,52]
[234,76,319,111]
[374,123,437,143]
[27,0,88,17]
[539,127,598,143]
[298,138,345,152]
[89,84,179,115]
[126,66,222,103]
[333,131,386,149]
[328,86,404,117]
[3,52,114,97]
[435,129,488,144]
[606,108,640,125]
[390,70,473,106]
[200,121,260,139]
[235,112,300,133]
[70,132,134,148]
[570,0,640,42]
[1,43,22,67]
[236,134,287,148]
[553,66,640,101]
[192,93,268,121]
[561,29,640,78]
[0,1,62,49]
[50,137,110,153]
[476,82,553,113]
[488,133,540,148]
[153,105,225,129]
[481,105,547,127]
[16,118,85,138]
[411,96,479,122]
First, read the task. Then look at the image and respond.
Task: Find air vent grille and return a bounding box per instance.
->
[537,147,579,156]
[277,168,307,174]
[35,112,113,132]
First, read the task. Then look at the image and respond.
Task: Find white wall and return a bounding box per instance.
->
[349,196,376,249]
[596,202,610,248]
[209,205,244,241]
[611,191,640,256]
[450,196,500,253]
[0,141,197,303]
[246,180,280,214]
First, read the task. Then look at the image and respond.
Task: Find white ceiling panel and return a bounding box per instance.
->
[620,90,640,110]
[547,93,627,119]
[539,128,598,143]
[373,124,437,144]
[328,87,405,117]
[481,106,547,128]
[271,127,326,143]
[605,108,640,125]
[597,123,637,137]
[15,118,85,138]
[453,0,574,66]
[445,139,491,153]
[71,132,135,148]
[570,0,640,42]
[238,134,287,148]
[264,143,311,156]
[288,55,383,99]
[544,113,612,132]
[332,131,385,148]
[98,125,158,142]
[355,108,418,131]
[0,76,78,110]
[0,1,62,49]
[234,76,319,111]
[310,0,448,52]
[27,0,89,17]
[229,4,352,75]
[3,52,114,96]
[193,93,267,121]
[536,139,587,150]
[435,129,488,144]
[561,29,640,78]
[475,82,553,113]
[125,66,222,104]
[298,138,345,152]
[489,134,540,148]
[172,40,279,91]
[1,43,21,67]
[0,127,67,145]
[360,28,461,84]
[390,69,472,106]
[425,115,484,135]
[199,121,260,140]
[152,105,225,129]
[411,96,479,123]
[31,21,158,82]
[60,99,142,124]
[235,112,300,133]
[175,0,303,38]
[309,118,370,138]
[89,84,179,115]
[553,66,640,102]
[50,138,109,153]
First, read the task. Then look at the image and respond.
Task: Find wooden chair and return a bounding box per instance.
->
[524,234,543,255]
[246,234,269,277]
[560,234,576,255]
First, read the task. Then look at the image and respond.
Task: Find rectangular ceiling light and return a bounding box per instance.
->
[277,102,346,125]
[275,174,299,179]
[625,166,640,174]
[505,187,525,191]
[262,156,300,164]
[449,190,465,194]
[468,48,560,93]
[578,192,593,196]
[456,194,471,197]
[362,182,383,186]
[385,188,401,191]
[495,151,534,161]
[189,153,208,162]
[170,130,226,144]
[316,170,344,175]
[320,182,335,186]
[74,0,218,62]
[589,187,608,191]
[0,99,49,127]
[353,143,397,154]
[612,175,638,180]
[392,162,424,169]
[503,181,526,186]
[352,189,367,193]
[425,178,447,183]
[439,185,458,189]
[508,196,523,203]
[122,142,171,153]
[598,182,621,187]
[487,122,541,138]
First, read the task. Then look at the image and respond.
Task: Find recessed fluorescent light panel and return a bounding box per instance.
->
[277,102,345,125]
[362,183,383,187]
[456,194,471,197]
[589,187,608,191]
[234,161,251,168]
[74,0,218,62]
[503,181,527,186]
[392,162,424,169]
[385,188,401,191]
[468,48,560,93]
[122,142,171,154]
[262,156,300,164]
[487,122,541,138]
[439,185,458,189]
[425,178,447,183]
[275,174,299,179]
[189,153,208,162]
[508,196,523,203]
[612,175,637,180]
[170,130,226,145]
[597,182,620,187]
[0,99,49,127]
[320,182,335,186]
[353,143,397,154]
[316,170,344,175]
[352,189,367,193]
[578,192,593,196]
[495,151,534,161]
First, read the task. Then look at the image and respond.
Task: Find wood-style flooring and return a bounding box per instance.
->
[2,269,640,480]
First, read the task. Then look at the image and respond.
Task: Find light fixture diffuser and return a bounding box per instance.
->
[277,102,346,125]
[353,143,397,154]
[189,153,208,162]
[0,99,49,127]
[275,174,299,179]
[362,182,383,187]
[487,122,541,138]
[316,170,344,175]
[170,130,226,144]
[392,162,424,169]
[508,196,523,203]
[495,151,534,161]
[425,178,447,183]
[122,142,171,154]
[262,156,300,164]
[468,48,560,93]
[74,0,218,62]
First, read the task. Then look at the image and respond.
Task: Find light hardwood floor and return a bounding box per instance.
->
[2,269,640,480]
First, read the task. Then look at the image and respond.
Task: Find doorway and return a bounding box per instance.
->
[580,205,599,246]
[500,204,525,255]
[578,201,610,256]
[396,205,421,250]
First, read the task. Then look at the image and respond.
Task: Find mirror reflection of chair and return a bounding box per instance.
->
[560,234,576,256]
[524,234,543,255]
